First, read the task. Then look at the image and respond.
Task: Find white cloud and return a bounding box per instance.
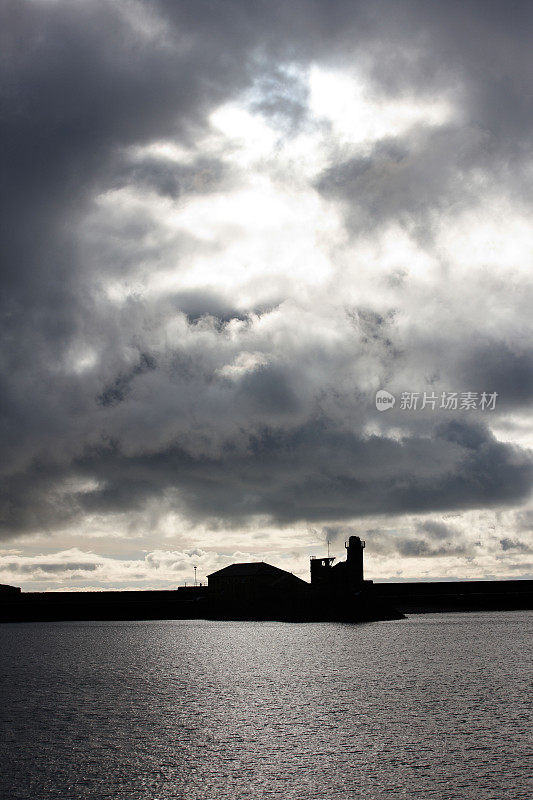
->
[309,65,456,147]
[2,0,532,588]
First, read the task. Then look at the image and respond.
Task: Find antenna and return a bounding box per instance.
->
[193,565,197,587]
[327,539,330,558]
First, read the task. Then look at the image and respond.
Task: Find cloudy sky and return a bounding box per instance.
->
[1,0,532,591]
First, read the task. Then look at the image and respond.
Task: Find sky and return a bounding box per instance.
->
[1,0,532,591]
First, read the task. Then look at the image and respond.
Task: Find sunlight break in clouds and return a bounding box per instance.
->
[308,65,456,146]
[1,0,532,589]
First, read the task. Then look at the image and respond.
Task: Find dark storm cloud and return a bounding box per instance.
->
[1,417,525,537]
[315,125,489,239]
[1,0,533,544]
[169,290,277,326]
[416,521,456,541]
[0,0,297,343]
[364,0,533,150]
[98,352,157,408]
[0,464,81,535]
[316,523,471,559]
[393,539,470,558]
[112,155,231,200]
[312,1,533,238]
[237,365,300,414]
[458,342,533,408]
[499,538,532,553]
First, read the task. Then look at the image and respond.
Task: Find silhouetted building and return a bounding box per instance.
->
[177,585,207,599]
[310,536,368,592]
[200,540,390,621]
[310,555,335,586]
[207,562,308,605]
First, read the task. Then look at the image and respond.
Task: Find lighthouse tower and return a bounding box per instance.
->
[345,535,365,587]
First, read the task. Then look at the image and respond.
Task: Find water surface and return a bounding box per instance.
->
[1,612,531,799]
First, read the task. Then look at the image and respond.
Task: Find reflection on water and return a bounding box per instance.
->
[1,612,531,799]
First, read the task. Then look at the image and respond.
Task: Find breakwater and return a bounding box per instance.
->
[1,579,531,623]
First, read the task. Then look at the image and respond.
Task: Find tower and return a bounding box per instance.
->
[345,535,365,586]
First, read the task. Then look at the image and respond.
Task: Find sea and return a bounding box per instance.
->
[1,611,531,800]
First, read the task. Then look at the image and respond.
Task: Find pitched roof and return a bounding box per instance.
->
[207,562,293,579]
